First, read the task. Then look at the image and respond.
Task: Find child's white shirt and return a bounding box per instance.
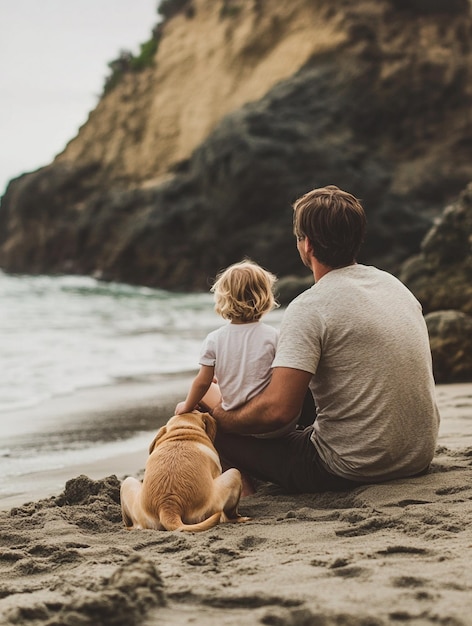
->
[199,321,278,411]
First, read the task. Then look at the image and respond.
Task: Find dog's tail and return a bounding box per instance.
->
[160,508,222,532]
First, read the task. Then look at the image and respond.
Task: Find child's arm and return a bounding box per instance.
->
[199,381,222,412]
[175,365,215,414]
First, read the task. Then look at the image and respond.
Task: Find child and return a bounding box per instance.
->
[175,260,298,438]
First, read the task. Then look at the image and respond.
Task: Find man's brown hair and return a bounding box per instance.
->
[293,185,366,268]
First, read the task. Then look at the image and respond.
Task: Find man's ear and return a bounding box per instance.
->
[149,426,167,454]
[201,412,217,442]
[304,237,314,256]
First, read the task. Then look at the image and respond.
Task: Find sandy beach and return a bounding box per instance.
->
[0,382,471,625]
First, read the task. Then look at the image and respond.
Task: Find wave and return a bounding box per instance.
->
[0,272,216,412]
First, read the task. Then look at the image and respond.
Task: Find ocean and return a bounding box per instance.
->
[0,271,220,413]
[0,271,283,503]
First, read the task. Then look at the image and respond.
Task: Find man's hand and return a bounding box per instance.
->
[212,367,312,435]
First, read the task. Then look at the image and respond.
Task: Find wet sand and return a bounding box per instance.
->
[0,383,471,625]
[0,373,194,509]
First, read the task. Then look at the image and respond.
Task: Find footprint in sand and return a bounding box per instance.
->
[392,575,427,588]
[237,535,267,550]
[335,513,393,537]
[0,548,26,563]
[27,543,82,564]
[310,556,369,579]
[376,545,430,556]
[435,485,470,495]
[156,535,191,553]
[183,551,214,567]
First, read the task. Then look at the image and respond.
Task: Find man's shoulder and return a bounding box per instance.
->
[283,289,326,330]
[289,283,316,305]
[285,284,323,316]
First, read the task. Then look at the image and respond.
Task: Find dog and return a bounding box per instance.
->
[120,411,250,532]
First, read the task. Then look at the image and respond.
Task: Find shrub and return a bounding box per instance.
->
[103,26,161,95]
[103,0,195,95]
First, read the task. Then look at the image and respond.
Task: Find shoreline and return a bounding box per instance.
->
[0,372,194,510]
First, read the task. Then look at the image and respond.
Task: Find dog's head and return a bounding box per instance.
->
[148,410,217,454]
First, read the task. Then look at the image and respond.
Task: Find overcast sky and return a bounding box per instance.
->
[0,0,158,196]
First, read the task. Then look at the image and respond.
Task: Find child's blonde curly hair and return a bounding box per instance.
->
[211,260,279,323]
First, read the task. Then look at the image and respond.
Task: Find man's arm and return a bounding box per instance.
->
[212,367,313,434]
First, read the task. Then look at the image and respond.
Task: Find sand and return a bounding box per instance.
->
[0,383,471,626]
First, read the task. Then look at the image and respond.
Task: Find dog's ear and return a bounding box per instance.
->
[149,426,167,455]
[201,412,217,441]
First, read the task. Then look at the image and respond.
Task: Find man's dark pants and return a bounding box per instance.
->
[214,426,362,493]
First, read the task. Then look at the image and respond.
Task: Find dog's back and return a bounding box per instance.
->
[141,439,221,530]
[120,411,247,532]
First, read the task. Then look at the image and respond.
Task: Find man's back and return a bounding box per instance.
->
[273,264,440,481]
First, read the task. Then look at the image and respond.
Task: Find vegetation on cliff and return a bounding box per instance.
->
[103,32,161,95]
[102,0,231,95]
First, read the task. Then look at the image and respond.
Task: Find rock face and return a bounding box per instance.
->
[424,311,472,383]
[400,183,472,317]
[55,0,349,187]
[1,0,472,291]
[400,184,472,383]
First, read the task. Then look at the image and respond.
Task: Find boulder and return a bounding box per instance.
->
[425,310,472,383]
[400,182,472,382]
[400,183,472,316]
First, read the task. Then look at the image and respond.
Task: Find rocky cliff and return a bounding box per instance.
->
[1,0,471,297]
[400,184,472,382]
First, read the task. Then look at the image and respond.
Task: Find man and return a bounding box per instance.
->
[212,185,440,493]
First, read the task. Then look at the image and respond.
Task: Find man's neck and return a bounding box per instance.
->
[312,259,332,283]
[312,260,357,283]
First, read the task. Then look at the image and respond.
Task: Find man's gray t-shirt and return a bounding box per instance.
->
[272,264,440,482]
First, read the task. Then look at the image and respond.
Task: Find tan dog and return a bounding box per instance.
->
[120,411,250,532]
